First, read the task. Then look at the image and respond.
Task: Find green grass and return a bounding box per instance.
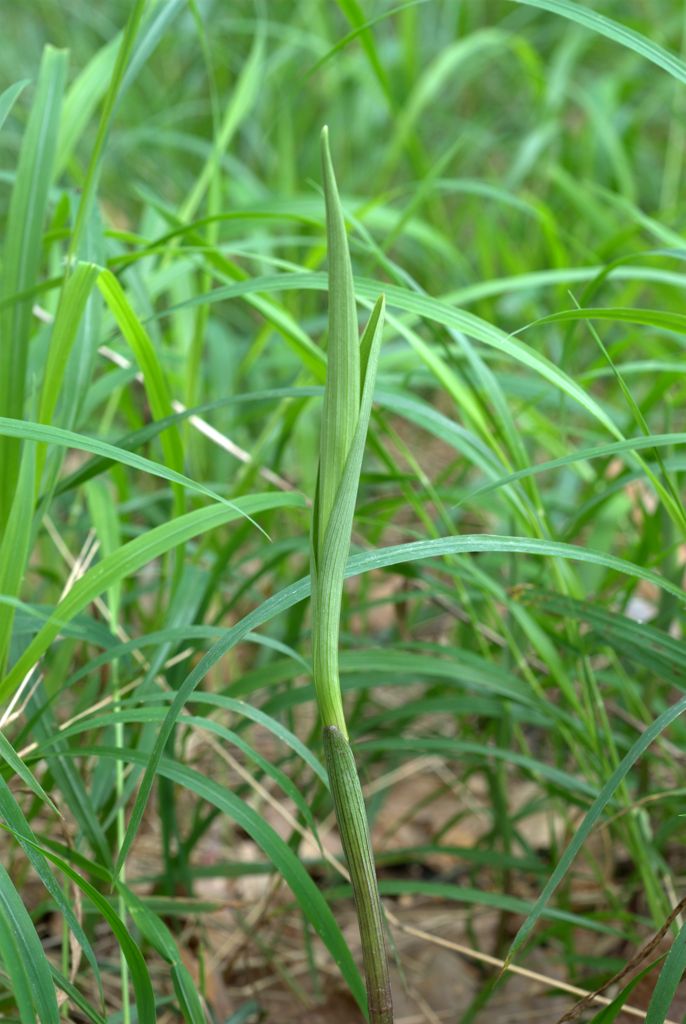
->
[1,1,686,1022]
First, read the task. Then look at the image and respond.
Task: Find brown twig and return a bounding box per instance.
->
[555,894,686,1023]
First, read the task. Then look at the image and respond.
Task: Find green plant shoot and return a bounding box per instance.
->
[311,126,392,1024]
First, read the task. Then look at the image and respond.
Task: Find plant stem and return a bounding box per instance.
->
[312,126,393,1021]
[324,726,393,1024]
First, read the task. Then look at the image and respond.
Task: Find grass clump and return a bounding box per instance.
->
[0,2,686,1023]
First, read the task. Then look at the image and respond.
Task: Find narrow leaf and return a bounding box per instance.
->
[511,0,686,86]
[318,126,360,542]
[0,861,60,1024]
[0,46,68,524]
[506,695,686,964]
[80,747,368,1016]
[645,920,686,1024]
[0,493,303,702]
[0,80,30,133]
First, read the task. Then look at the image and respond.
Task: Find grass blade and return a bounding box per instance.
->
[0,416,251,510]
[0,80,29,133]
[0,861,59,1024]
[119,887,205,1024]
[0,776,101,989]
[316,125,361,549]
[97,268,185,494]
[511,0,686,85]
[0,442,35,674]
[74,746,368,1017]
[38,262,100,428]
[0,493,303,702]
[505,695,686,965]
[68,0,146,256]
[0,45,68,525]
[3,826,156,1023]
[645,920,686,1024]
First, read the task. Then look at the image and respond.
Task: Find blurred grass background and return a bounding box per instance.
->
[1,2,686,1022]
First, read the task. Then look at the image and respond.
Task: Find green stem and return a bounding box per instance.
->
[324,725,393,1024]
[113,658,131,1024]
